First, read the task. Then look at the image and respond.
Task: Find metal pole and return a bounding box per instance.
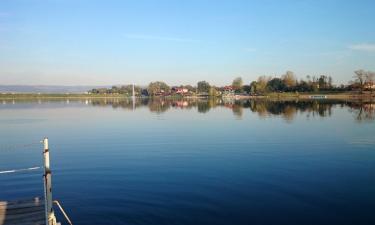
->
[43,138,57,225]
[132,83,136,110]
[54,200,73,225]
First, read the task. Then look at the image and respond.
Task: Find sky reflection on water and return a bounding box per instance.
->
[0,99,374,225]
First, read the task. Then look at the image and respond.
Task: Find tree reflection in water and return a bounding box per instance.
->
[348,101,375,122]
[85,98,375,122]
[4,97,371,122]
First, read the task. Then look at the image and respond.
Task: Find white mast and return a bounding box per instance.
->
[43,138,57,225]
[132,83,135,110]
[132,84,135,99]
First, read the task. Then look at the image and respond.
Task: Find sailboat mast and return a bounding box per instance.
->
[132,84,135,98]
[132,83,135,110]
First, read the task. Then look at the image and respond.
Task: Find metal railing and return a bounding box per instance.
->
[0,138,73,225]
[54,200,73,225]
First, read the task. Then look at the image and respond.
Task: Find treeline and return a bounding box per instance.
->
[249,72,334,93]
[90,84,143,95]
[89,70,375,96]
[248,70,375,94]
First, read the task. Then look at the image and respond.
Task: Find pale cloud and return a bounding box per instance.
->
[348,43,375,52]
[124,34,200,43]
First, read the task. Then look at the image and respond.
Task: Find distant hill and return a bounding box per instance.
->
[0,85,110,94]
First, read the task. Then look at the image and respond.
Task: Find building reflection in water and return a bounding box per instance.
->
[88,98,375,122]
[1,98,374,122]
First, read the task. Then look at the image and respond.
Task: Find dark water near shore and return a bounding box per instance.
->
[1,98,375,225]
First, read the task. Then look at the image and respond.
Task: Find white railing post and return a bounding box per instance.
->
[43,138,57,225]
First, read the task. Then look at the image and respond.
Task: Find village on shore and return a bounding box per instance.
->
[88,70,375,98]
[1,70,374,99]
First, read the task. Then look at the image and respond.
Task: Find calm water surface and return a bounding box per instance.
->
[0,99,374,225]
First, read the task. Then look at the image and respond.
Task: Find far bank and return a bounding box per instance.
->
[0,92,374,101]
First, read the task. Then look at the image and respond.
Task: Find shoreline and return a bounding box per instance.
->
[234,93,375,100]
[0,93,374,100]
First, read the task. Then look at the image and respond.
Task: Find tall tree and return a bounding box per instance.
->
[328,76,333,88]
[147,81,170,96]
[119,85,141,95]
[318,75,328,89]
[295,80,312,92]
[242,85,251,93]
[197,81,211,93]
[354,70,367,94]
[232,77,243,93]
[281,71,296,89]
[183,85,195,92]
[256,76,270,93]
[267,78,286,92]
[250,81,257,94]
[209,87,219,96]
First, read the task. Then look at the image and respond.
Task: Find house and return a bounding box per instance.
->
[222,86,235,96]
[365,83,375,89]
[172,87,189,94]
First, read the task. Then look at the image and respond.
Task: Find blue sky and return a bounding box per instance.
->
[0,0,375,86]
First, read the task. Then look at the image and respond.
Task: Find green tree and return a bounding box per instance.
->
[328,76,333,89]
[147,81,170,96]
[256,76,270,93]
[209,87,218,96]
[243,85,251,93]
[119,85,141,96]
[111,86,119,93]
[281,71,296,89]
[90,88,99,94]
[267,78,286,92]
[250,81,257,94]
[295,80,312,92]
[232,77,243,93]
[183,85,195,93]
[197,81,210,93]
[97,88,108,94]
[318,75,329,89]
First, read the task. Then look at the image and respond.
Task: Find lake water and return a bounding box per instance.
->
[0,98,374,225]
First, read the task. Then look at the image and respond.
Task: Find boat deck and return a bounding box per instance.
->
[0,197,45,225]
